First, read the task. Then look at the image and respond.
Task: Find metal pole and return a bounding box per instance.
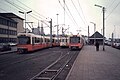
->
[103,7,105,51]
[62,27,64,36]
[63,0,65,26]
[68,25,69,35]
[90,22,96,44]
[88,26,89,44]
[101,29,102,34]
[25,12,27,33]
[19,11,32,33]
[94,4,105,51]
[112,33,114,46]
[94,24,95,44]
[56,14,59,43]
[94,23,96,44]
[50,19,52,47]
[41,22,43,35]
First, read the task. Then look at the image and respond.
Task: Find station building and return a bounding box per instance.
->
[0,13,24,43]
[89,31,105,45]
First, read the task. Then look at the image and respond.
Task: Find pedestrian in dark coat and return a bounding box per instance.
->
[95,41,99,51]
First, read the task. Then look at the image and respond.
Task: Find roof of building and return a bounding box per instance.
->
[89,31,105,39]
[0,15,17,23]
[0,13,24,20]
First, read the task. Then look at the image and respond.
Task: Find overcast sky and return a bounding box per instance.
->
[0,0,120,38]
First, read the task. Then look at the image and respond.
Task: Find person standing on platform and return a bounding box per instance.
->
[95,41,99,51]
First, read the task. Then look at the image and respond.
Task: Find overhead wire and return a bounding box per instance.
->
[96,0,100,4]
[0,8,8,12]
[5,0,42,20]
[77,0,88,27]
[106,0,116,8]
[5,0,24,11]
[3,0,88,32]
[16,0,57,27]
[16,0,47,19]
[105,0,120,20]
[65,3,79,27]
[58,0,87,31]
[16,0,56,27]
[65,2,87,31]
[4,0,49,26]
[70,0,86,26]
[58,0,79,28]
[58,0,78,33]
[0,1,8,12]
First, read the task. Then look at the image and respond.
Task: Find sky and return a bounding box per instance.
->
[0,0,120,38]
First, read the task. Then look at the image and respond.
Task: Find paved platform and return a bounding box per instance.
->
[0,46,17,55]
[66,45,120,80]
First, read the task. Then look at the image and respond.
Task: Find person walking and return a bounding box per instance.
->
[95,41,99,51]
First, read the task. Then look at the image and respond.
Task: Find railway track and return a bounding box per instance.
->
[30,51,79,80]
[0,48,68,71]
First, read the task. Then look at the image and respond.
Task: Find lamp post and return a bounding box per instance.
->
[90,22,96,44]
[40,18,53,47]
[19,10,32,33]
[88,25,90,44]
[49,18,52,47]
[95,4,105,51]
[56,14,59,43]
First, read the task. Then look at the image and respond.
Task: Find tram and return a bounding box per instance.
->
[69,35,84,50]
[17,32,59,53]
[60,36,69,47]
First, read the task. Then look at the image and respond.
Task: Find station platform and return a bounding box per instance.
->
[66,45,120,80]
[0,46,17,55]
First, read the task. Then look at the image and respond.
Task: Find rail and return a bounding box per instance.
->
[30,51,78,80]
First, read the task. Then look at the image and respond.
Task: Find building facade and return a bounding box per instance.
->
[0,13,24,43]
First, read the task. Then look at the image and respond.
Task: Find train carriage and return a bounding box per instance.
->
[52,37,59,47]
[17,33,49,53]
[69,35,84,50]
[44,36,51,48]
[60,36,69,47]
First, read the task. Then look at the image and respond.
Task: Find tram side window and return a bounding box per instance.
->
[37,38,40,43]
[38,38,41,43]
[40,38,43,44]
[66,38,67,42]
[62,39,64,42]
[27,38,30,44]
[35,37,37,43]
[46,38,48,43]
[34,37,40,43]
[45,38,47,43]
[78,37,80,43]
[48,39,50,43]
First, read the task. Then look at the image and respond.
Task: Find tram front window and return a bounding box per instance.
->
[18,36,30,44]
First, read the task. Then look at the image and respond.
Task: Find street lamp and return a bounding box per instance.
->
[19,10,32,33]
[90,22,96,44]
[56,14,59,43]
[49,18,52,47]
[95,4,105,51]
[40,18,53,47]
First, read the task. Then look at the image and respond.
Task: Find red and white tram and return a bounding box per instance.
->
[60,36,69,47]
[52,37,59,47]
[69,35,84,50]
[17,33,52,53]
